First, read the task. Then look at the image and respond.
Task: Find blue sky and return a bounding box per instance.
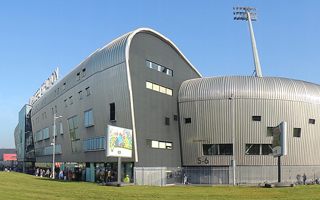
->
[1,0,320,148]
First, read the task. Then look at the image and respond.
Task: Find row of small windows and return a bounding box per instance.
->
[146,139,173,150]
[35,144,62,156]
[202,144,272,156]
[64,87,91,107]
[203,144,233,155]
[34,87,92,126]
[146,60,173,76]
[36,137,105,155]
[34,122,63,142]
[146,81,172,96]
[267,127,302,138]
[83,137,105,152]
[76,68,87,81]
[253,116,316,125]
[245,144,273,155]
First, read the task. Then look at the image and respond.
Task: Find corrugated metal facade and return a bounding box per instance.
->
[178,76,320,182]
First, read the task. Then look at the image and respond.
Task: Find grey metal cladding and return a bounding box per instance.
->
[179,76,320,166]
[179,76,320,104]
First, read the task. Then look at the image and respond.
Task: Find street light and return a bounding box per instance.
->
[233,6,263,77]
[229,94,236,186]
[52,113,62,179]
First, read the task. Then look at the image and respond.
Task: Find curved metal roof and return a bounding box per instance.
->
[32,28,201,112]
[179,76,320,104]
[65,27,202,79]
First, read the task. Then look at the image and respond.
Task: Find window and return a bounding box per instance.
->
[82,68,86,77]
[78,90,83,100]
[76,72,80,80]
[267,127,274,136]
[68,116,79,141]
[173,115,178,121]
[245,144,260,155]
[83,137,105,152]
[64,99,67,107]
[63,82,66,90]
[184,118,191,124]
[152,84,159,92]
[146,60,173,77]
[165,117,170,126]
[148,140,173,150]
[59,122,63,134]
[309,119,316,124]
[246,144,273,155]
[203,144,233,155]
[261,144,273,155]
[293,128,301,137]
[86,87,91,96]
[145,81,173,96]
[110,103,116,121]
[69,96,73,105]
[84,109,94,127]
[252,116,261,121]
[42,128,49,139]
[203,144,218,155]
[54,105,58,113]
[146,82,152,89]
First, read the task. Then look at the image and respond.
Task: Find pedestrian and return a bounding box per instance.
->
[303,173,307,185]
[183,174,188,185]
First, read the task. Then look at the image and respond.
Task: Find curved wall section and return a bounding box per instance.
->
[179,76,320,183]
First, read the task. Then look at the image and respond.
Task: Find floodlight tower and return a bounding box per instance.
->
[233,7,263,77]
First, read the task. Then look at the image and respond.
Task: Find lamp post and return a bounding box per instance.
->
[51,113,62,179]
[233,6,263,77]
[229,94,236,186]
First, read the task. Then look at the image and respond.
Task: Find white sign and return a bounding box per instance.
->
[272,121,287,157]
[29,68,59,105]
[106,125,133,158]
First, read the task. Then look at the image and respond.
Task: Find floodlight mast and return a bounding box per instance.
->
[233,7,263,77]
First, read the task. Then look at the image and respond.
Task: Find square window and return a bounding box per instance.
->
[267,127,274,136]
[151,141,159,148]
[165,117,170,126]
[245,144,260,155]
[152,84,160,92]
[173,115,178,121]
[309,119,315,124]
[159,142,166,149]
[252,116,261,121]
[159,86,166,94]
[184,118,191,124]
[293,128,301,137]
[146,82,153,89]
[261,144,273,155]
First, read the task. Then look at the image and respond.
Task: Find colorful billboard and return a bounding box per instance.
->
[3,154,17,161]
[106,125,133,158]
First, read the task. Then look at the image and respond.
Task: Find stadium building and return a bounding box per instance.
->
[15,27,320,185]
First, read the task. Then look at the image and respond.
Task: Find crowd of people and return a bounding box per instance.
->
[34,167,85,181]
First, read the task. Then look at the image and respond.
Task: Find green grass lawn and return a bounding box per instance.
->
[1,172,320,200]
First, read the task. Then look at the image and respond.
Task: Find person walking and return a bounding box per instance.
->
[303,173,307,185]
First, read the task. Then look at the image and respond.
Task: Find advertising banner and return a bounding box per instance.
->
[106,125,133,158]
[3,154,17,161]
